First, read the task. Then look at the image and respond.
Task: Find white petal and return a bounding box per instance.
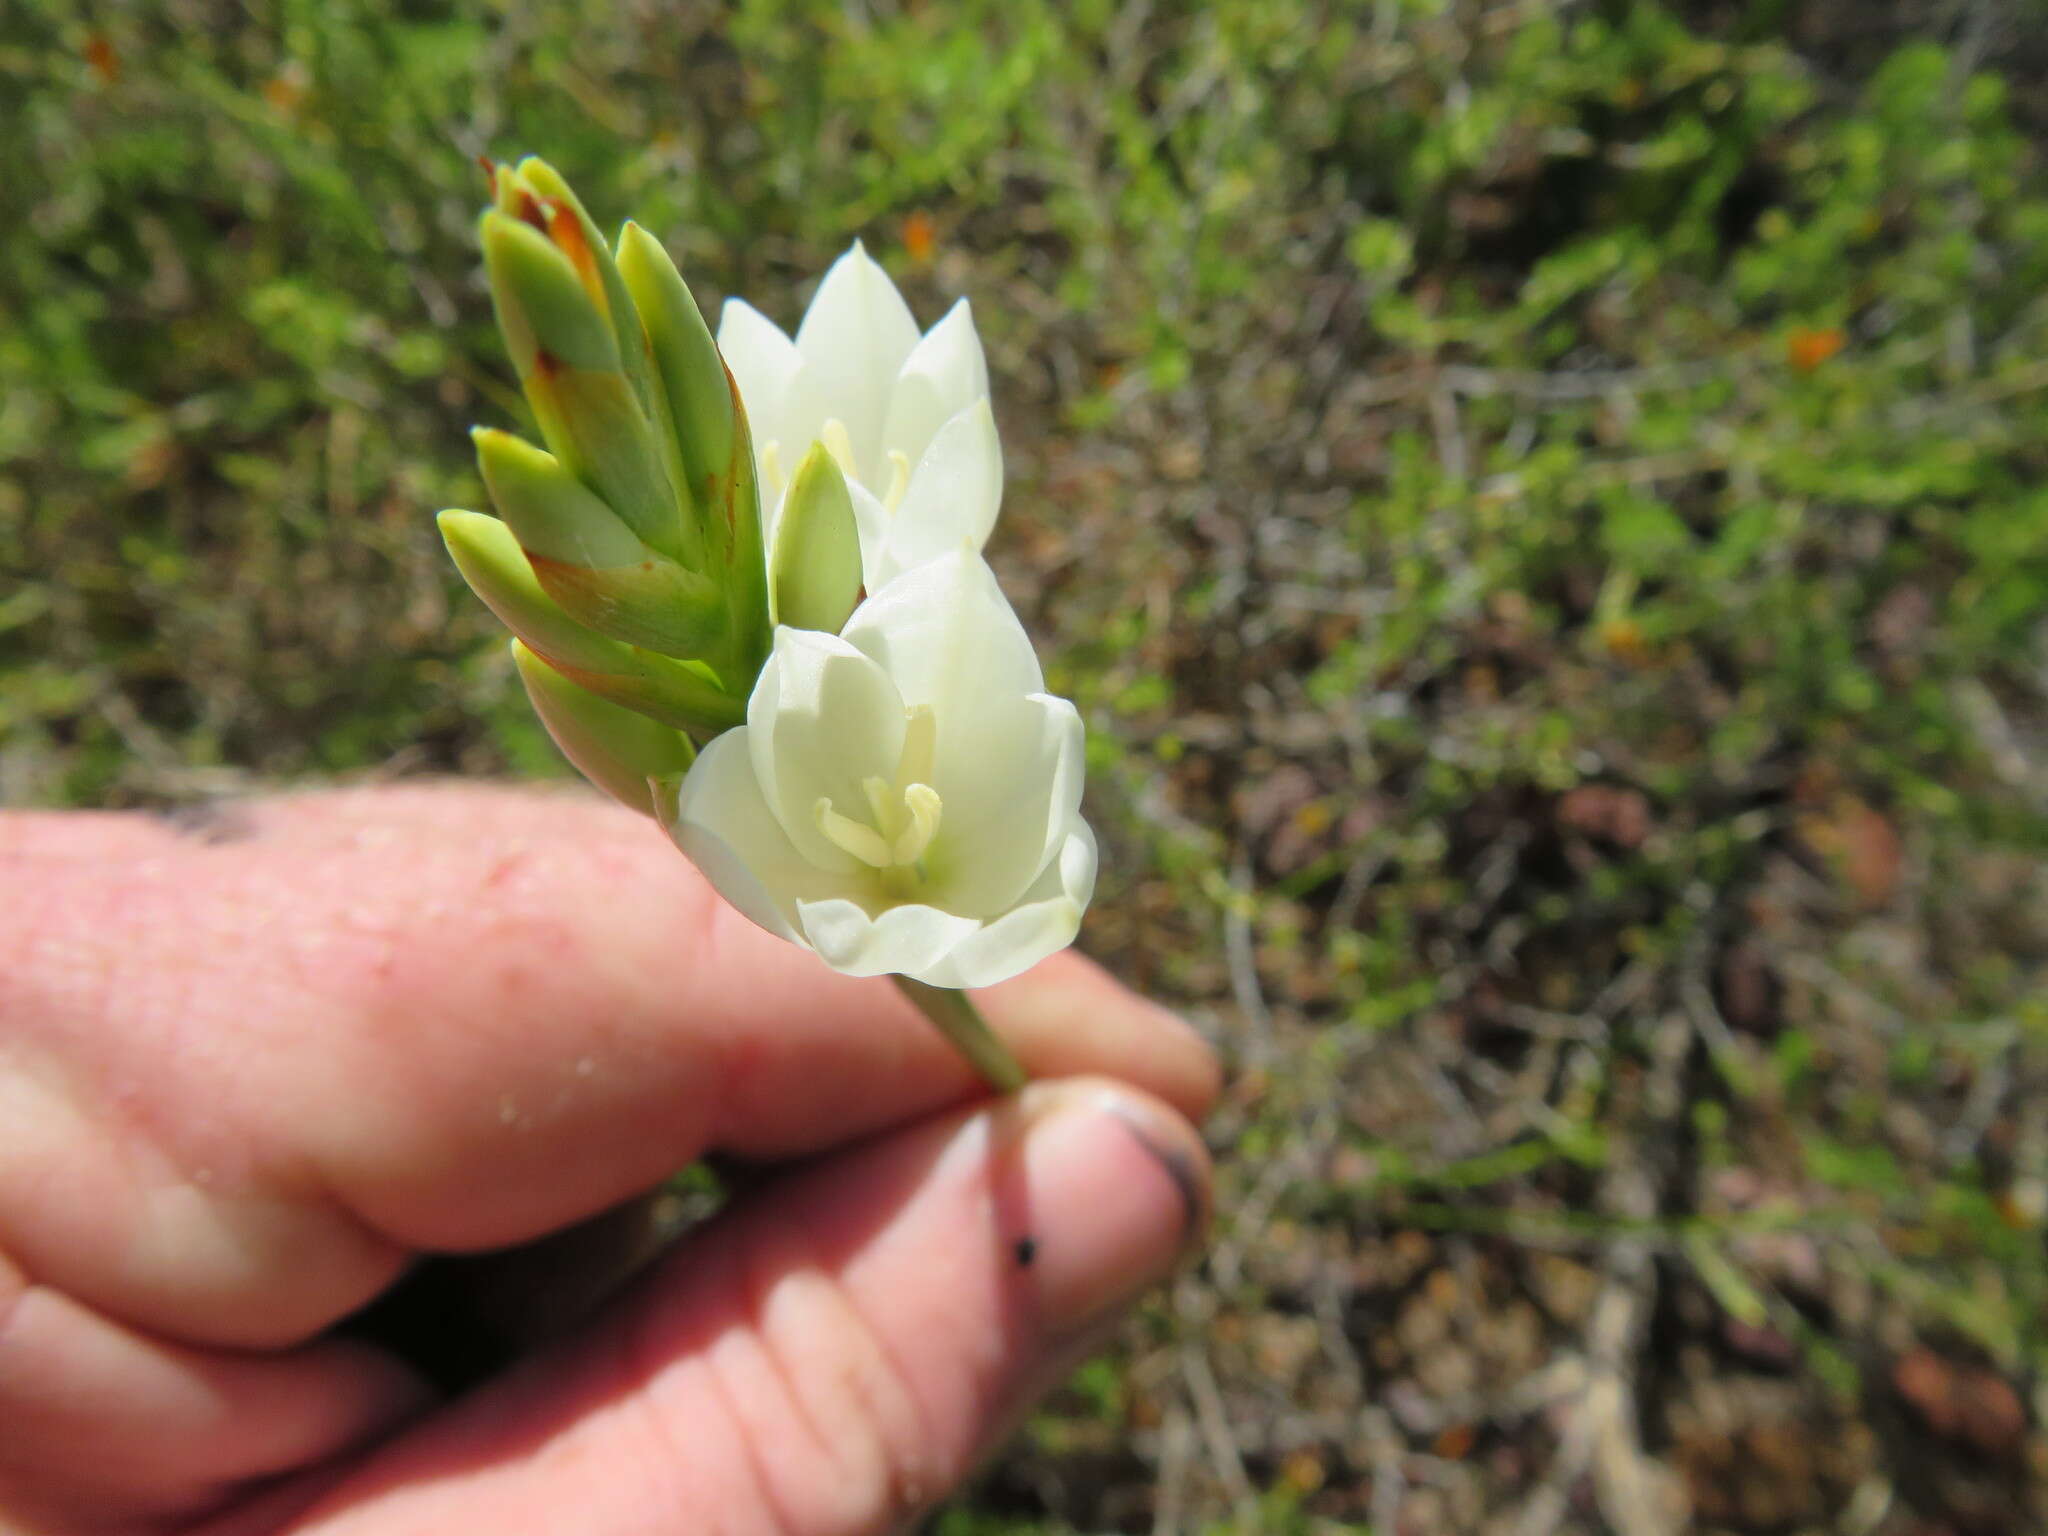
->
[746,627,908,872]
[671,728,848,944]
[795,898,981,979]
[842,550,1042,715]
[717,298,801,454]
[872,398,1003,588]
[928,692,1085,918]
[843,553,1044,824]
[843,475,893,595]
[882,298,991,467]
[915,825,1098,988]
[758,482,791,566]
[792,242,921,484]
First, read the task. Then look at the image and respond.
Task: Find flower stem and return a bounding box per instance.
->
[892,976,1026,1094]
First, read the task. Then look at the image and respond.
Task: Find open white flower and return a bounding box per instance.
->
[668,550,1093,988]
[719,242,1002,591]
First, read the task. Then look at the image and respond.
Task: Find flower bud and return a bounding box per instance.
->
[473,425,642,567]
[770,441,863,634]
[615,223,734,525]
[479,174,688,567]
[439,509,742,734]
[450,160,780,726]
[479,211,619,375]
[616,223,770,677]
[492,157,657,412]
[474,428,728,660]
[511,640,697,817]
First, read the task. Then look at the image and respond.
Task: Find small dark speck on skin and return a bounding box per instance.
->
[153,799,258,846]
[1014,1236,1036,1269]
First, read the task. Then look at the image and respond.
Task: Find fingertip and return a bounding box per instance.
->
[1002,1077,1213,1330]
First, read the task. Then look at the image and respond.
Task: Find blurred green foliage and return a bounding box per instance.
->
[7,0,2048,1526]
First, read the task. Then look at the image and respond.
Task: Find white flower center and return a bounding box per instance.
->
[813,703,942,875]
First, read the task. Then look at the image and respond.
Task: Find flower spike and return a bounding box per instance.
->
[441,161,1083,1093]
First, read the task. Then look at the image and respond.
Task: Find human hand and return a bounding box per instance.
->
[0,785,1217,1535]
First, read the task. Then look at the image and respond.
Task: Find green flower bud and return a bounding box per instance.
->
[439,510,742,734]
[455,158,777,716]
[616,222,769,673]
[480,211,619,376]
[770,442,862,634]
[503,158,658,413]
[615,223,733,523]
[480,176,689,567]
[474,428,728,660]
[519,359,688,567]
[511,640,697,817]
[473,426,641,568]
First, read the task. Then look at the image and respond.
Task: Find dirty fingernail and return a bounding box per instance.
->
[1009,1080,1212,1332]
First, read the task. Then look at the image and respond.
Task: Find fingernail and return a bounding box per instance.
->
[1008,1080,1212,1332]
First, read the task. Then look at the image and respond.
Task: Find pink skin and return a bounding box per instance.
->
[0,785,1218,1536]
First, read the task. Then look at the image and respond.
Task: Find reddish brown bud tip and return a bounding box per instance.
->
[546,202,602,293]
[514,190,551,234]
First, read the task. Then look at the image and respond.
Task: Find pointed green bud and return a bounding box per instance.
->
[480,173,688,565]
[615,224,769,677]
[616,223,734,521]
[474,427,643,568]
[508,158,658,412]
[770,442,862,633]
[439,510,742,734]
[526,552,731,662]
[474,428,730,659]
[481,211,619,375]
[518,357,687,565]
[512,640,696,817]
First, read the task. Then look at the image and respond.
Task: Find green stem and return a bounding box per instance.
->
[892,977,1026,1094]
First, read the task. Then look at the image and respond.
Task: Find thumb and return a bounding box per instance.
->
[284,1078,1210,1536]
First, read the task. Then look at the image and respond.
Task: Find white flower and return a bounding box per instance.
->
[719,242,1002,591]
[668,551,1094,988]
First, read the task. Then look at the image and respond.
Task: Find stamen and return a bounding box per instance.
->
[882,449,912,515]
[861,774,895,834]
[814,796,894,868]
[821,418,859,482]
[809,704,948,880]
[894,783,942,864]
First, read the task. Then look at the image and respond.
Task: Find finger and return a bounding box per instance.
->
[1,785,1217,1350]
[283,1077,1210,1536]
[0,1252,426,1532]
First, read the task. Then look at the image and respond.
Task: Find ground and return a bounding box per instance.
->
[6,1,2048,1531]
